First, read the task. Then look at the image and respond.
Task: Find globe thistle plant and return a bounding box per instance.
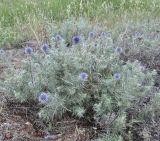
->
[100,31,112,39]
[55,34,63,41]
[38,92,49,104]
[113,73,121,80]
[132,31,143,40]
[0,49,6,61]
[79,72,88,81]
[93,43,99,48]
[0,49,5,55]
[88,31,95,38]
[25,47,33,55]
[115,47,123,54]
[41,43,49,53]
[72,35,81,44]
[2,19,157,132]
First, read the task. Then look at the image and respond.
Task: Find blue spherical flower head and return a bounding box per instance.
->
[94,43,98,48]
[115,47,123,54]
[41,43,49,53]
[55,34,63,41]
[93,43,99,48]
[38,92,49,104]
[79,72,88,81]
[113,73,121,80]
[101,32,107,37]
[0,49,5,55]
[88,32,95,38]
[100,31,111,38]
[72,35,80,45]
[25,47,33,55]
[133,31,142,39]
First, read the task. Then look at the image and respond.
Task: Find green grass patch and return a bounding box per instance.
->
[0,0,160,48]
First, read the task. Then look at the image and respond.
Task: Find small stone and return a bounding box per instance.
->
[4,132,13,139]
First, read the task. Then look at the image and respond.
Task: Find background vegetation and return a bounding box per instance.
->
[0,0,160,48]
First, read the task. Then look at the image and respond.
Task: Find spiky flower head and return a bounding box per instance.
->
[100,32,109,38]
[0,49,5,56]
[100,31,111,38]
[113,73,121,80]
[55,34,63,41]
[25,47,33,55]
[41,43,49,53]
[72,35,81,44]
[115,47,123,54]
[88,32,95,38]
[38,92,49,104]
[133,31,143,39]
[79,72,88,81]
[93,43,99,48]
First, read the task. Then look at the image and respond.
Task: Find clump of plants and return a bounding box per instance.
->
[115,22,160,69]
[126,90,160,141]
[0,19,158,139]
[92,133,123,141]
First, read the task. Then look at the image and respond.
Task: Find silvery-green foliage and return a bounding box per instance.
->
[92,134,123,141]
[115,22,160,90]
[115,22,160,59]
[48,17,110,47]
[1,19,156,124]
[141,92,160,119]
